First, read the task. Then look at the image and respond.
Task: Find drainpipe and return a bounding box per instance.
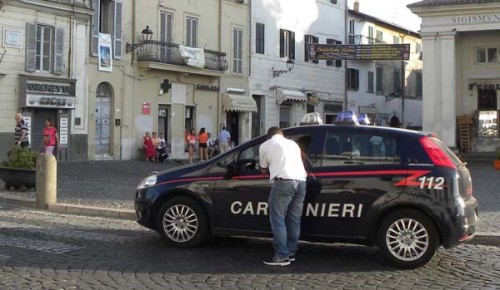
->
[344,0,348,110]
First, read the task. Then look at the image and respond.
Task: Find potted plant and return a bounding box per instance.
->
[495,147,500,171]
[0,147,38,190]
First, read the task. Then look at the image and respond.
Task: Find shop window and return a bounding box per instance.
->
[477,111,499,138]
[279,29,295,60]
[91,0,123,59]
[279,105,291,128]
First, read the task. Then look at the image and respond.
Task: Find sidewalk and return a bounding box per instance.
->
[0,159,499,246]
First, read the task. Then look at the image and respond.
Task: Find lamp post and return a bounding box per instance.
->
[271,58,295,78]
[126,26,154,53]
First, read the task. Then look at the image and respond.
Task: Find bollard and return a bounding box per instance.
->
[35,154,57,209]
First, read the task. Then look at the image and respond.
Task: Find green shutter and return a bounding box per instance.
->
[114,0,123,59]
[25,23,37,72]
[91,0,100,56]
[53,28,64,75]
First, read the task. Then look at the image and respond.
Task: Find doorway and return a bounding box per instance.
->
[158,105,171,144]
[95,83,112,157]
[226,111,240,147]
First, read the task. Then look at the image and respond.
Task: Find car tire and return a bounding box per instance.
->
[377,209,439,268]
[157,196,208,248]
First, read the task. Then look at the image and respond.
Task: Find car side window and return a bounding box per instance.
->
[321,131,400,167]
[209,151,238,174]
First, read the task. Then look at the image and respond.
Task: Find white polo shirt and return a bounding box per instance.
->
[259,134,307,181]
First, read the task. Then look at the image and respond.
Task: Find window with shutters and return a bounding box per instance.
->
[304,35,318,64]
[233,28,243,74]
[326,39,342,67]
[160,11,174,61]
[186,17,198,48]
[376,66,384,94]
[368,26,374,44]
[347,68,359,91]
[279,29,295,60]
[91,0,123,59]
[393,35,400,44]
[376,30,383,43]
[393,69,401,93]
[25,23,64,75]
[256,22,265,54]
[367,71,374,93]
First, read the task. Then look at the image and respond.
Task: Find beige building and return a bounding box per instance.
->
[409,0,500,152]
[88,0,252,161]
[0,0,92,159]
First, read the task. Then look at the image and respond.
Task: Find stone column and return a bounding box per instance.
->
[35,154,57,209]
[439,32,457,148]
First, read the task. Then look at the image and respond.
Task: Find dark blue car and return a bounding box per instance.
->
[135,124,478,268]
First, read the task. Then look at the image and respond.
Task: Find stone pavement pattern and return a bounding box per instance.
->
[1,204,500,289]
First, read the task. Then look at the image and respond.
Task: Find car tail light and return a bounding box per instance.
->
[419,136,456,169]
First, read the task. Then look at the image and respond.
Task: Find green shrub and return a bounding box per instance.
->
[2,147,38,169]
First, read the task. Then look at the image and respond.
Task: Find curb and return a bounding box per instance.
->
[1,195,499,246]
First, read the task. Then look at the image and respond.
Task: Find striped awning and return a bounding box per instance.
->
[222,94,258,112]
[276,89,307,104]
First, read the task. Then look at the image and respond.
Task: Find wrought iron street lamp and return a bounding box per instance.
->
[126,26,154,53]
[271,58,295,78]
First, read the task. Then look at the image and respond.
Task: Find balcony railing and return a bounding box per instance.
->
[348,35,387,45]
[135,41,228,72]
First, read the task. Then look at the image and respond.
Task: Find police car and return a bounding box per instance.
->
[134,119,478,268]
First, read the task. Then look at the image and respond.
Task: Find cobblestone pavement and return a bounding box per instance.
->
[0,204,499,289]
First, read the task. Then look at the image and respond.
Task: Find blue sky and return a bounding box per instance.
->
[347,0,422,32]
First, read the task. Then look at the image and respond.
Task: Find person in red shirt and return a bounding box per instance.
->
[186,129,197,164]
[198,127,209,162]
[43,119,59,155]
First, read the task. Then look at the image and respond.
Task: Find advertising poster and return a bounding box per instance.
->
[98,33,113,72]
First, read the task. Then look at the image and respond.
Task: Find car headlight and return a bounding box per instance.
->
[137,174,157,190]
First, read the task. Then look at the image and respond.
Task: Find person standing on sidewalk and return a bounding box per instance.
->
[218,126,231,153]
[259,126,307,266]
[14,113,29,149]
[42,118,59,155]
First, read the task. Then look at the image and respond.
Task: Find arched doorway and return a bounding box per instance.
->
[95,83,112,157]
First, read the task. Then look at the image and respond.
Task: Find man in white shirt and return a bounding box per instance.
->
[259,126,307,266]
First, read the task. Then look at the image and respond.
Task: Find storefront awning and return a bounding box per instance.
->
[223,94,258,112]
[276,89,307,104]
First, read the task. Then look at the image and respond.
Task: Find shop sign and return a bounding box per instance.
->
[26,82,71,95]
[307,94,321,106]
[142,102,151,114]
[452,14,500,24]
[195,84,219,91]
[469,83,500,90]
[308,43,410,61]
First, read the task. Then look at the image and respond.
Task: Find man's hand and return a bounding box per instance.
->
[260,167,269,175]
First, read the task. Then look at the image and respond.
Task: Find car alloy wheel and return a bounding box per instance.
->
[158,197,208,247]
[378,209,438,268]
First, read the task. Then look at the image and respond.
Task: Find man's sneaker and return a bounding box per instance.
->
[263,256,290,266]
[288,253,296,262]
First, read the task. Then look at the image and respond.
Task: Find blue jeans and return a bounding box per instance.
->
[268,179,306,259]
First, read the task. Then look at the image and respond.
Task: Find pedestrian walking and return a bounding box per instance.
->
[14,112,29,149]
[218,126,231,153]
[198,127,208,162]
[259,126,307,266]
[142,131,156,162]
[42,118,59,155]
[186,128,197,164]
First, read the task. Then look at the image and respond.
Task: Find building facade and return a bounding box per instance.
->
[347,6,423,128]
[249,0,347,136]
[0,0,92,160]
[409,0,500,152]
